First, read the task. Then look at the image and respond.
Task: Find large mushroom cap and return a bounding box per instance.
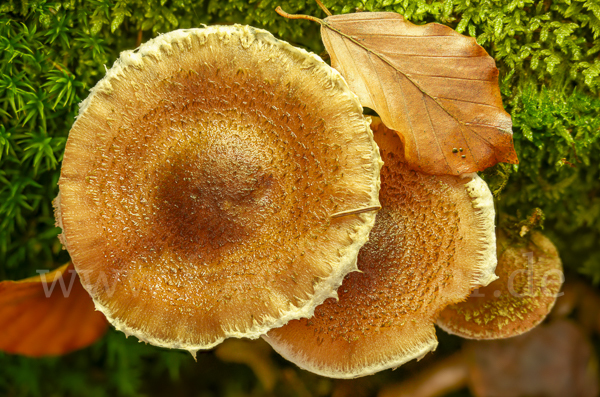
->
[263,119,497,378]
[437,229,563,339]
[56,25,381,353]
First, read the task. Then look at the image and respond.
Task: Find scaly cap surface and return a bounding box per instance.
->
[56,25,381,354]
[264,119,497,378]
[438,229,563,339]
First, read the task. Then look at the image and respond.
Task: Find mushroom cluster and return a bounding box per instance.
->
[0,21,561,378]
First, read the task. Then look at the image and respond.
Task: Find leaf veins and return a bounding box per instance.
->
[318,12,519,175]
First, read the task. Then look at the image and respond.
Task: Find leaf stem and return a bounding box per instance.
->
[275,7,324,24]
[315,0,332,16]
[136,29,143,47]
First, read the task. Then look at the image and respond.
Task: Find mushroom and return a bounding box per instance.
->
[54,25,382,355]
[263,118,497,378]
[437,229,563,339]
[0,263,108,356]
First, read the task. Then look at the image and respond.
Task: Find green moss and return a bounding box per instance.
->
[0,1,599,395]
[500,85,600,278]
[0,329,249,397]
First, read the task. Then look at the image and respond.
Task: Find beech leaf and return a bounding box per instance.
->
[0,263,108,357]
[320,12,519,175]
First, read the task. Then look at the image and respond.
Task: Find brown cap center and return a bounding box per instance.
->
[155,138,277,252]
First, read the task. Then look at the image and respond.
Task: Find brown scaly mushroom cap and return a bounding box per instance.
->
[437,229,563,339]
[263,118,497,378]
[55,25,382,355]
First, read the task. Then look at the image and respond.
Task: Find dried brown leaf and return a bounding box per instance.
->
[320,12,518,175]
[0,263,108,357]
[465,320,599,397]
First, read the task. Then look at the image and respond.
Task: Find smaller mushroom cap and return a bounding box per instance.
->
[263,118,497,378]
[0,263,108,357]
[437,229,563,339]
